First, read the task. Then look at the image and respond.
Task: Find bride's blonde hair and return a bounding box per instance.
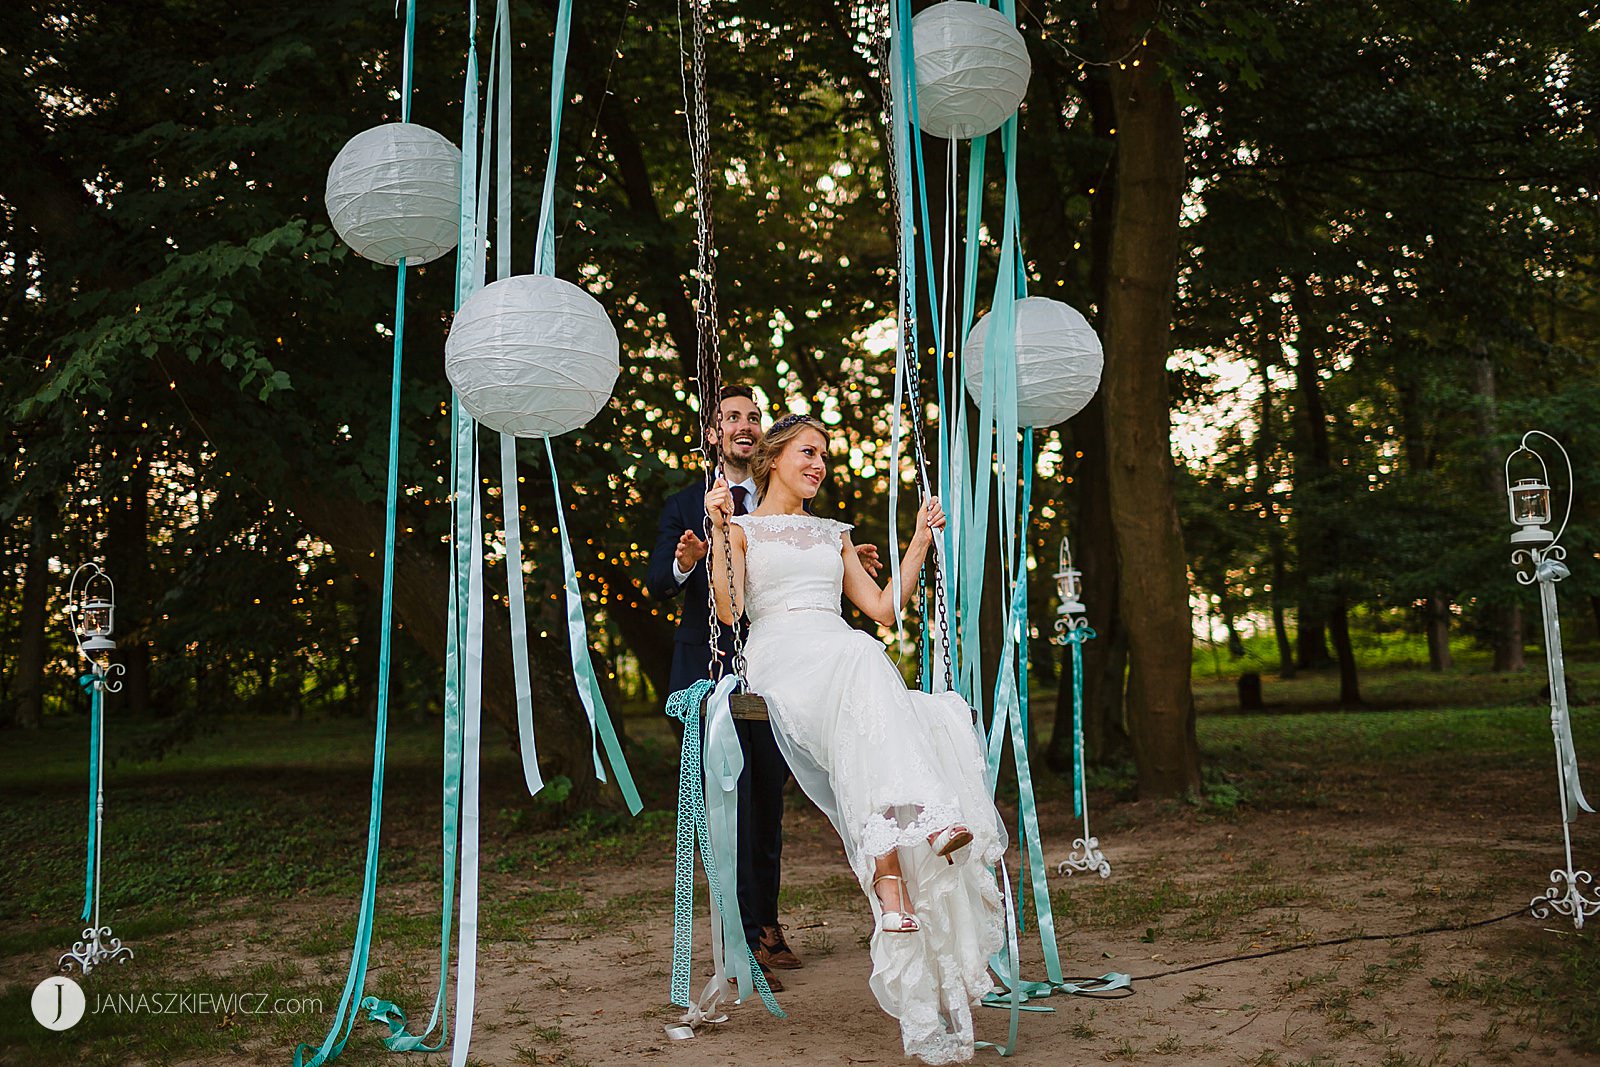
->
[751,413,829,497]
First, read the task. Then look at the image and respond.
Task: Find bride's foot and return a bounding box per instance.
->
[872,874,920,933]
[929,824,973,864]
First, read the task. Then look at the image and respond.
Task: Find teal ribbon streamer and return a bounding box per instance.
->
[668,679,715,1007]
[665,681,784,1018]
[292,211,411,1067]
[80,674,100,923]
[1063,625,1097,819]
[545,437,642,815]
[356,3,495,1051]
[982,973,1131,1011]
[449,456,487,1067]
[703,680,756,1001]
[889,0,1052,1054]
[532,0,572,273]
[489,0,546,799]
[925,1,1083,1052]
[442,4,502,1052]
[885,0,915,640]
[521,0,638,813]
[1014,433,1034,933]
[974,860,1030,1057]
[501,436,544,796]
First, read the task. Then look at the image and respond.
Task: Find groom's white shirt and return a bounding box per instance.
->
[672,475,758,584]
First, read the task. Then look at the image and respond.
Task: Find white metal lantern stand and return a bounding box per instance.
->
[59,563,134,973]
[1052,538,1110,879]
[1505,431,1597,929]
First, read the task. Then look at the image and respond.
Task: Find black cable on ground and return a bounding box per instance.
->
[1127,903,1538,983]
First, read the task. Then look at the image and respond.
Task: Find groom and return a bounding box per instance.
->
[646,384,802,990]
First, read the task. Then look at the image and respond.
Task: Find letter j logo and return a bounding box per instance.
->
[32,976,87,1030]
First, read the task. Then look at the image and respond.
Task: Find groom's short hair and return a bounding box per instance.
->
[719,384,757,406]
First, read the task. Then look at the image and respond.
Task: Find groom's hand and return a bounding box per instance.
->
[675,529,708,570]
[855,543,882,578]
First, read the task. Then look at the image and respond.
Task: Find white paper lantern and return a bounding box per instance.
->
[445,275,620,438]
[325,123,461,266]
[911,1,1032,140]
[963,297,1103,428]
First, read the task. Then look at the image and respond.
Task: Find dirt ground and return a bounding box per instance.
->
[372,767,1595,1067]
[8,714,1598,1067]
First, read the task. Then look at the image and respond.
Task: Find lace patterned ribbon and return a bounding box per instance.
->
[666,679,785,1023]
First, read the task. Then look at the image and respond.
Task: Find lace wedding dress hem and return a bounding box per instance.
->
[734,513,1008,1063]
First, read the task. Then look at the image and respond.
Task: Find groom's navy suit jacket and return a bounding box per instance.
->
[646,481,740,696]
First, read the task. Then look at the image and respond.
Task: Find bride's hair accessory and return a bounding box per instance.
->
[767,412,818,435]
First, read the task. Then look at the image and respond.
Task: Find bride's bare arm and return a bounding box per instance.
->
[841,498,946,627]
[705,478,746,625]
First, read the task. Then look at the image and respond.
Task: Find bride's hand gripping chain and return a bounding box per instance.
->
[703,477,745,625]
[704,476,734,525]
[912,496,947,547]
[842,496,948,627]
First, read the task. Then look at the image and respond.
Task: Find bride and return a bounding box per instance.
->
[705,412,1007,1064]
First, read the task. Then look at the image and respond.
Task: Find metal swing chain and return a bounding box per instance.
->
[683,0,752,690]
[876,1,954,694]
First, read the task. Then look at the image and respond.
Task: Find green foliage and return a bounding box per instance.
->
[1173,0,1600,674]
[2,1,1597,784]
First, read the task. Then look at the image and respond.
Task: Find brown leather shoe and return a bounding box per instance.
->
[756,924,803,969]
[733,961,784,993]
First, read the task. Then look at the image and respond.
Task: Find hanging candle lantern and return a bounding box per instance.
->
[325,123,462,266]
[1054,538,1085,617]
[963,296,1104,428]
[911,1,1032,140]
[444,275,620,438]
[1508,477,1555,544]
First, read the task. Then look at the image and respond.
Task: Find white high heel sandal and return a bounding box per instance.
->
[929,824,973,864]
[872,874,920,933]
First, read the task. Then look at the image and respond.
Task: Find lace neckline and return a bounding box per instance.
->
[736,512,849,527]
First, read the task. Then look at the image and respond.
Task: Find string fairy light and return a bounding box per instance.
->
[1014,0,1160,72]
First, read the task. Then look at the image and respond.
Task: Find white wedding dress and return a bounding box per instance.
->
[733,512,1007,1064]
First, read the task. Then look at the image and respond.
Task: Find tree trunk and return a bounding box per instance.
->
[12,498,53,729]
[1426,595,1453,671]
[1217,586,1245,658]
[1396,376,1451,673]
[1096,0,1199,799]
[1328,595,1361,705]
[1253,354,1296,679]
[1271,595,1294,680]
[1039,58,1128,775]
[1296,610,1329,669]
[1473,349,1525,671]
[1288,277,1355,701]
